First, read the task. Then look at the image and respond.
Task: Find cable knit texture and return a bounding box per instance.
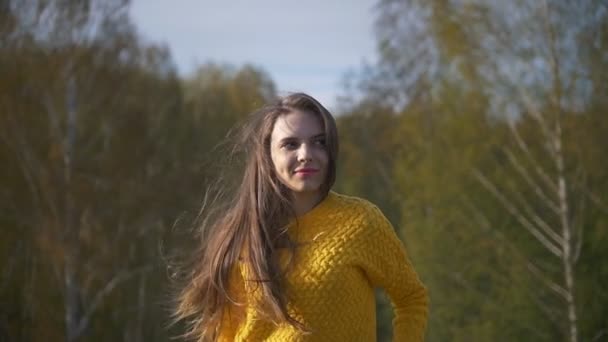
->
[218,191,428,341]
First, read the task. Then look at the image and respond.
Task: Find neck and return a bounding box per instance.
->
[292,191,325,216]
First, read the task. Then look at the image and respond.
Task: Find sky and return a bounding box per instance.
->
[129,0,378,110]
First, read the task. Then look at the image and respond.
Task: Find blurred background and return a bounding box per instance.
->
[1,0,607,341]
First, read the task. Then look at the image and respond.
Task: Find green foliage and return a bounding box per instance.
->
[2,0,607,341]
[335,0,608,341]
[0,1,276,341]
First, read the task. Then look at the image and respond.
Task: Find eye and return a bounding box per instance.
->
[281,141,299,150]
[314,138,326,147]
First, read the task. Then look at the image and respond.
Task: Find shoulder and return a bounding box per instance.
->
[329,191,374,211]
[330,193,402,260]
[328,191,389,228]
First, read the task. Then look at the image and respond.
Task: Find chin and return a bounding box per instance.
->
[290,183,322,194]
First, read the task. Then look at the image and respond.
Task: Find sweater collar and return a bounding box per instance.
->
[295,190,336,222]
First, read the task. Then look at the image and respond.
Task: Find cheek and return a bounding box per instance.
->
[319,150,329,168]
[271,150,293,174]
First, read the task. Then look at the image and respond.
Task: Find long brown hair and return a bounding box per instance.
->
[173,93,338,341]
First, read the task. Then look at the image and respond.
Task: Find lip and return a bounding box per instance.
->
[294,168,319,174]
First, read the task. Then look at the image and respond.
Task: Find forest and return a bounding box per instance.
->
[1,0,607,341]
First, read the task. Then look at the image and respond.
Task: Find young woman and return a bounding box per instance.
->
[174,93,428,341]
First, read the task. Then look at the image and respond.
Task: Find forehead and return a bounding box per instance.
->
[270,110,324,141]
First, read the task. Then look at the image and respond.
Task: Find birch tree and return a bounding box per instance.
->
[0,1,178,340]
[470,1,607,341]
[344,0,608,340]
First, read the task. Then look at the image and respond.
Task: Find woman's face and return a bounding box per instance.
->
[270,109,328,196]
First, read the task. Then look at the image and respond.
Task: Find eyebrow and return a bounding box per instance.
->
[279,133,325,143]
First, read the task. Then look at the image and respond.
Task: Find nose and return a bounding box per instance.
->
[297,143,313,163]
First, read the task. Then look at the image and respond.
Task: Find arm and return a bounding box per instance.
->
[358,205,429,342]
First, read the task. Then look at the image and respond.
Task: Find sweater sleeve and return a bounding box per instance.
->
[358,205,429,342]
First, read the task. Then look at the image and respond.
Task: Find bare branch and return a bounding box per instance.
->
[512,189,563,247]
[439,267,552,341]
[0,114,43,211]
[581,186,608,216]
[473,169,562,258]
[463,197,566,330]
[74,265,154,338]
[540,0,564,113]
[502,166,564,246]
[0,240,22,293]
[464,197,560,286]
[526,262,569,300]
[508,119,558,194]
[504,147,560,215]
[528,286,565,329]
[572,172,586,264]
[1,108,62,228]
[592,329,608,342]
[512,86,559,160]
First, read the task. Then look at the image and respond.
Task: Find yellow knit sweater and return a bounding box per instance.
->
[218,191,428,341]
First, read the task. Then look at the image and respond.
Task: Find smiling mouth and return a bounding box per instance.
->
[294,168,319,174]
